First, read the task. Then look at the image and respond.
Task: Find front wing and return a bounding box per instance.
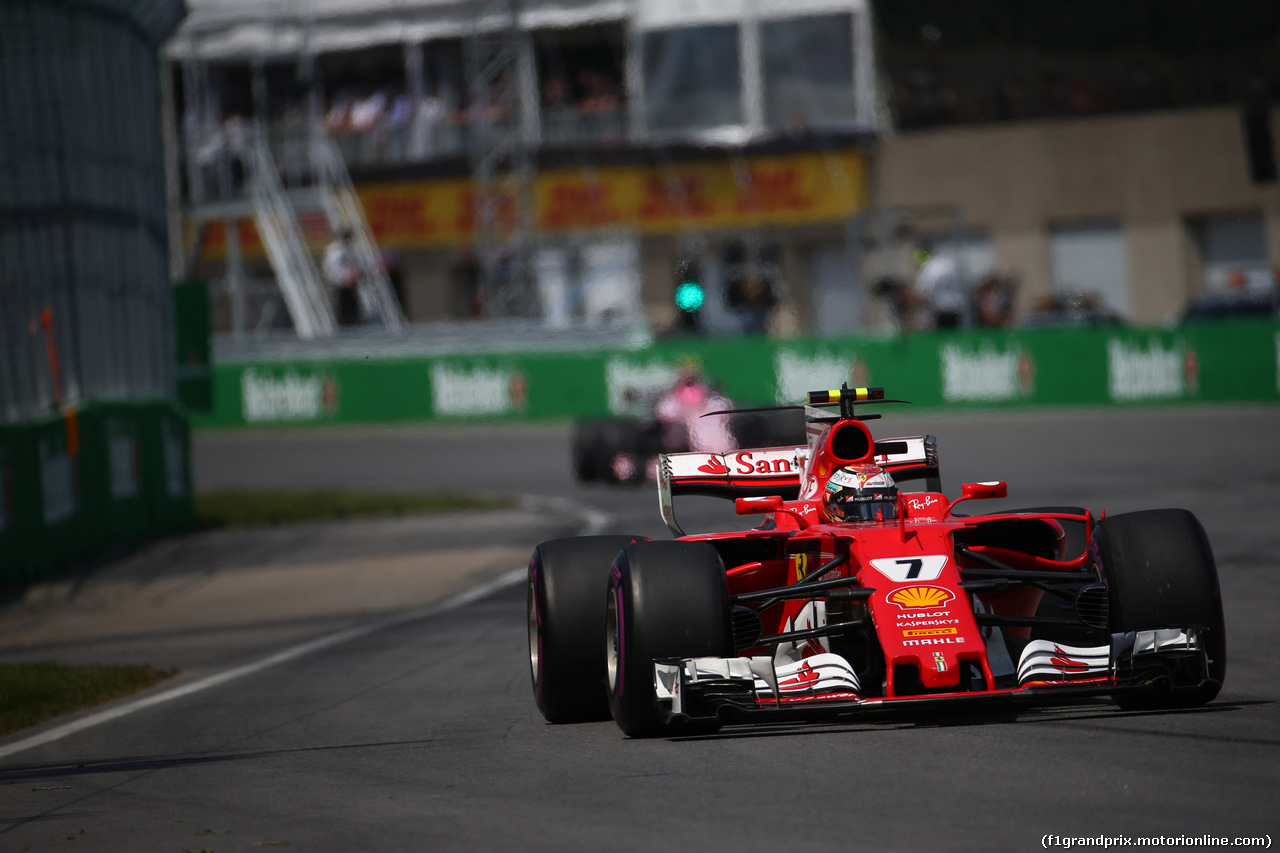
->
[651,627,1214,725]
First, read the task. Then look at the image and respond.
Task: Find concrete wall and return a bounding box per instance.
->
[874,106,1280,323]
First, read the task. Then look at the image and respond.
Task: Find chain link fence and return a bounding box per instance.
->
[0,0,184,425]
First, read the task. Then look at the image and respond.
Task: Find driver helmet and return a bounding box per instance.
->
[824,464,899,523]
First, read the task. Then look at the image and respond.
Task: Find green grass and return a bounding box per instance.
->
[0,491,511,736]
[195,488,513,529]
[0,662,179,738]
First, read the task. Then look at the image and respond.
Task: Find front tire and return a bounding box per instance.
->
[606,541,733,737]
[1094,509,1226,710]
[529,535,647,723]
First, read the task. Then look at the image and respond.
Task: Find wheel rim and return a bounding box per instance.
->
[527,573,540,690]
[606,582,620,693]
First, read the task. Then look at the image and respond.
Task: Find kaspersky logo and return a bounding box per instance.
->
[888,585,954,609]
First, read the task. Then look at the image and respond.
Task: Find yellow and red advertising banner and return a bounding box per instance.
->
[196,150,866,258]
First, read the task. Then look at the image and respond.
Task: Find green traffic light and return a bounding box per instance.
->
[675,280,704,313]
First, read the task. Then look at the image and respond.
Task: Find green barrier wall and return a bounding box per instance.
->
[0,400,194,585]
[191,320,1280,429]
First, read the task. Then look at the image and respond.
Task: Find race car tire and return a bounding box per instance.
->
[598,420,642,484]
[571,421,607,482]
[1093,509,1226,710]
[529,535,648,723]
[606,541,734,737]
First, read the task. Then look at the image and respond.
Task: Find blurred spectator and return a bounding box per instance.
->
[408,90,446,160]
[349,88,387,133]
[325,90,355,133]
[385,91,413,133]
[873,274,913,331]
[1022,292,1123,329]
[973,272,1017,328]
[323,227,362,326]
[576,69,621,115]
[541,76,575,145]
[914,246,968,329]
[1182,267,1280,322]
[542,76,570,109]
[223,114,248,191]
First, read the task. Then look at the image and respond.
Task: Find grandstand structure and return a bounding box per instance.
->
[168,0,879,343]
[168,0,1280,342]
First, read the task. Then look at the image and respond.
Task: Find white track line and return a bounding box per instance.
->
[0,497,613,761]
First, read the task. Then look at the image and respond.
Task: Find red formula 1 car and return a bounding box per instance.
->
[528,386,1226,737]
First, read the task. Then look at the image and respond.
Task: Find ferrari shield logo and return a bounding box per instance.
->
[791,552,808,583]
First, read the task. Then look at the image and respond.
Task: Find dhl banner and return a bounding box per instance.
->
[196,150,866,258]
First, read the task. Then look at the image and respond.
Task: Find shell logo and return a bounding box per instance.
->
[888,585,954,609]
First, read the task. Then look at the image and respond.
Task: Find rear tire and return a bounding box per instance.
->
[529,535,647,723]
[1093,509,1226,710]
[606,541,733,737]
[599,420,642,484]
[571,421,605,482]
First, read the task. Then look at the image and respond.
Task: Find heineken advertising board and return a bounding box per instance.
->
[190,320,1280,429]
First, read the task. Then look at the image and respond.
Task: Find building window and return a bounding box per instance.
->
[761,14,855,131]
[535,24,626,148]
[642,25,742,133]
[534,238,641,329]
[810,245,862,335]
[1193,213,1270,291]
[923,231,994,282]
[1049,222,1130,319]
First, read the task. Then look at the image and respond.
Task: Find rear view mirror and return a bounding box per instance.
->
[735,496,783,514]
[960,481,1007,501]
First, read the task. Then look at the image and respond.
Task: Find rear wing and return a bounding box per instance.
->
[658,435,939,537]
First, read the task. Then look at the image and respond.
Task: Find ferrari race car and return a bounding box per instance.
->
[529,386,1226,737]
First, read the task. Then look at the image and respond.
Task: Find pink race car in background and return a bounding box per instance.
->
[572,370,801,485]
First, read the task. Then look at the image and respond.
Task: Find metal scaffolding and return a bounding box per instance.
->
[464,0,539,318]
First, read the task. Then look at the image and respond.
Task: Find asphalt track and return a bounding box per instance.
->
[2,406,1278,851]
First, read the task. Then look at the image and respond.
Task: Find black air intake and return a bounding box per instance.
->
[1074,583,1110,629]
[732,606,763,652]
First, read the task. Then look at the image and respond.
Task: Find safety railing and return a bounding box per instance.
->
[313,133,408,331]
[246,126,337,339]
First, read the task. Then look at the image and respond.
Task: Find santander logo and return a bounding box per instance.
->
[695,452,795,476]
[697,456,730,475]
